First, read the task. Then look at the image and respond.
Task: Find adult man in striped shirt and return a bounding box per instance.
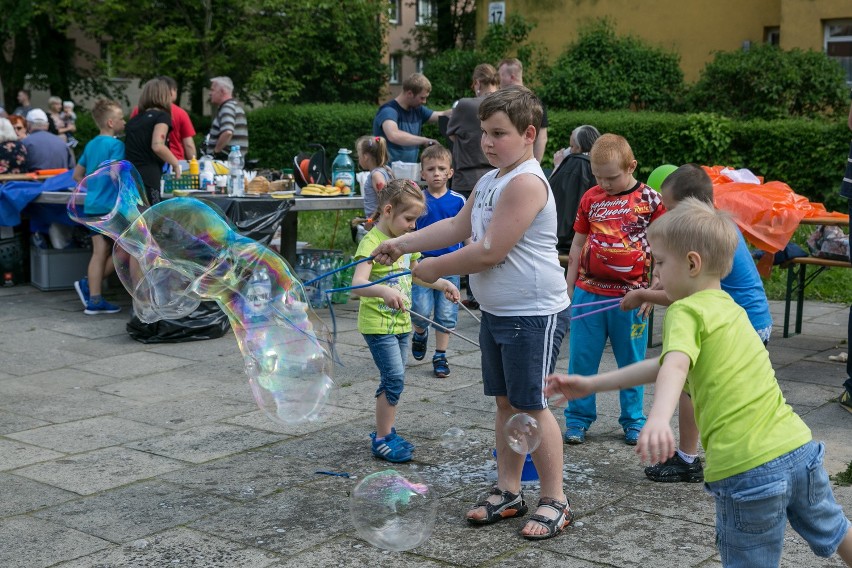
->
[207,76,248,159]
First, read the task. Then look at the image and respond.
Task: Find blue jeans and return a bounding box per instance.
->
[565,287,648,432]
[705,441,851,566]
[363,333,409,406]
[411,276,460,332]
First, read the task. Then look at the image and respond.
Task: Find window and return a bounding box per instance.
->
[825,20,852,84]
[388,0,399,24]
[389,54,402,84]
[417,0,435,25]
[764,27,780,46]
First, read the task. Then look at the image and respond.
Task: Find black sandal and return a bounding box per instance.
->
[466,486,528,525]
[521,497,573,540]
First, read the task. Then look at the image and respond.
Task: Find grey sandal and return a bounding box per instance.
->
[467,486,528,525]
[521,497,573,540]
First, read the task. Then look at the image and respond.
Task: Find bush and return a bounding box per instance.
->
[688,44,848,120]
[539,19,684,111]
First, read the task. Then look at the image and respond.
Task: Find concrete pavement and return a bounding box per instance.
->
[0,284,850,567]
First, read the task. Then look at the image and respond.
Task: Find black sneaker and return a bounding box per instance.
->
[411,328,428,361]
[644,453,704,483]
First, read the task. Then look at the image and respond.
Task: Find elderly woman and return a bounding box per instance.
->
[549,124,601,254]
[0,117,28,174]
[47,95,75,142]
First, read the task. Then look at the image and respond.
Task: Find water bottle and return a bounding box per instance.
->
[227,145,245,197]
[331,148,355,194]
[199,158,215,192]
[244,266,272,316]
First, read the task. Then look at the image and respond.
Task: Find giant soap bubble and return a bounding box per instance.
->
[68,160,335,424]
[349,469,437,551]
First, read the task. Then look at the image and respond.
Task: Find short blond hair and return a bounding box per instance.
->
[478,85,542,134]
[590,133,635,171]
[92,99,122,130]
[402,73,431,95]
[420,143,452,166]
[647,197,738,278]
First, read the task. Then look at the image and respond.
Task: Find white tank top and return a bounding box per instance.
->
[469,159,570,316]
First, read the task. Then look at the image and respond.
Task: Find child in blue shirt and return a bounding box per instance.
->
[410,144,467,377]
[72,99,126,315]
[621,163,773,483]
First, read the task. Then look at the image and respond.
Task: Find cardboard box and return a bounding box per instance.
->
[30,246,90,291]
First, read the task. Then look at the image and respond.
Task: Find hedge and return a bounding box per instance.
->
[69,103,850,211]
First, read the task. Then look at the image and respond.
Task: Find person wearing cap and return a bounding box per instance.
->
[207,76,247,159]
[21,108,74,171]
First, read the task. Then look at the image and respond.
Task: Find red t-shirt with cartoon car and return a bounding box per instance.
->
[573,182,666,297]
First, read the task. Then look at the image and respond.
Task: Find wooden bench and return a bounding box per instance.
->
[781,256,851,338]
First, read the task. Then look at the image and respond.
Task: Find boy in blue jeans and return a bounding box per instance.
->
[72,99,126,315]
[621,163,773,482]
[546,198,852,566]
[410,144,466,377]
[563,134,665,445]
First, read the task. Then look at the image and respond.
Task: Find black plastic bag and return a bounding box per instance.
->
[126,300,230,343]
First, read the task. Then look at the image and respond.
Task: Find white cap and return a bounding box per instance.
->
[26,108,48,123]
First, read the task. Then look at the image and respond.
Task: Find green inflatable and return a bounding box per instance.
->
[647,164,678,191]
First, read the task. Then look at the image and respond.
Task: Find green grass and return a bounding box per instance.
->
[298,211,358,256]
[298,216,852,304]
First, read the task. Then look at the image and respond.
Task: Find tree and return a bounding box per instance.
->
[64,0,388,113]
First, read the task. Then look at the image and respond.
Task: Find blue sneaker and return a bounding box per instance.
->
[371,429,414,452]
[624,426,642,446]
[84,298,121,315]
[432,353,450,378]
[411,328,428,361]
[370,432,413,463]
[74,277,90,308]
[563,426,586,445]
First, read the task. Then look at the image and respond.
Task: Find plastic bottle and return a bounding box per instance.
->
[331,148,355,193]
[244,266,272,317]
[189,156,199,176]
[227,145,245,197]
[199,158,215,192]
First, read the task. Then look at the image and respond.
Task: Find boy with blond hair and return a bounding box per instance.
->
[372,86,572,540]
[563,133,665,445]
[410,143,466,377]
[546,198,852,567]
[73,99,126,315]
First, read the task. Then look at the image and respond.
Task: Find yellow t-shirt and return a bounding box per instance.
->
[354,227,420,335]
[660,289,811,482]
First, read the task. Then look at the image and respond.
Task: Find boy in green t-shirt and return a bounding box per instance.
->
[545,198,852,566]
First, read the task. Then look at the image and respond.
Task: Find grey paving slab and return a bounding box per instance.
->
[0,437,65,471]
[0,516,111,568]
[0,387,143,422]
[12,446,186,495]
[0,344,94,376]
[52,527,279,568]
[118,395,251,430]
[72,350,197,379]
[0,472,79,516]
[224,404,372,436]
[33,480,233,543]
[0,409,50,435]
[276,535,450,567]
[125,423,284,463]
[6,415,168,453]
[94,367,235,403]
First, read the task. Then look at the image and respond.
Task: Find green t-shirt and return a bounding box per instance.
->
[354,227,421,335]
[660,289,811,482]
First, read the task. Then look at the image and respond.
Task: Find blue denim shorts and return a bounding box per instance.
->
[411,276,460,331]
[363,333,409,406]
[480,308,569,410]
[704,441,851,566]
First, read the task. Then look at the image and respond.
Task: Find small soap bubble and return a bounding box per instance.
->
[349,469,437,551]
[504,413,541,455]
[440,427,466,450]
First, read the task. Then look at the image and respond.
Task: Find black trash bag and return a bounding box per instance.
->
[196,196,292,246]
[126,300,231,343]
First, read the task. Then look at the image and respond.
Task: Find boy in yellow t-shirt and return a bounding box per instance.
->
[545,199,852,566]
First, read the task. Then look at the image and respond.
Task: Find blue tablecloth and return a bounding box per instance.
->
[0,171,77,231]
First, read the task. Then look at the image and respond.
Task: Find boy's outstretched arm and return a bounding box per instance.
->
[351,260,406,309]
[635,351,690,465]
[545,358,660,404]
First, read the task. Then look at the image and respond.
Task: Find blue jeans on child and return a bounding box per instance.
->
[411,276,461,332]
[704,441,851,566]
[564,287,648,432]
[363,333,410,406]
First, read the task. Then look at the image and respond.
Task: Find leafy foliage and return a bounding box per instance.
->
[539,19,684,111]
[688,43,848,119]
